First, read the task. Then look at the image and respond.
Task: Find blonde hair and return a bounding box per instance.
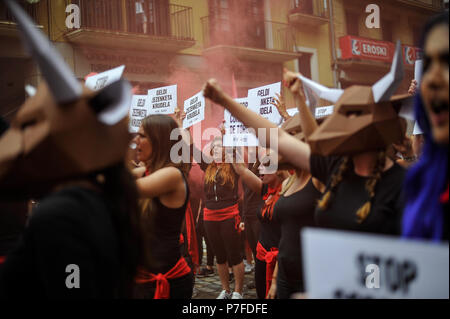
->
[317,151,386,223]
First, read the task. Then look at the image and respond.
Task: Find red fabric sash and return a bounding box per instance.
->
[203,203,241,233]
[135,257,191,299]
[185,201,199,269]
[261,184,282,220]
[256,242,279,298]
[0,256,5,265]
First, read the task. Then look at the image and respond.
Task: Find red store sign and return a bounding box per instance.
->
[340,35,422,66]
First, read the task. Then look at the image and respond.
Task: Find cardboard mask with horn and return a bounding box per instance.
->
[0,0,132,199]
[301,41,412,156]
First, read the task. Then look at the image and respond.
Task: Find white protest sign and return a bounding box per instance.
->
[183,92,205,129]
[85,65,125,91]
[128,95,150,133]
[302,228,449,299]
[287,108,299,117]
[415,60,423,85]
[148,85,177,115]
[223,98,259,147]
[247,82,282,125]
[315,105,334,119]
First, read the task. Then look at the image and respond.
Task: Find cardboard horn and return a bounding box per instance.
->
[4,0,82,104]
[297,74,344,104]
[372,41,404,103]
[89,79,132,125]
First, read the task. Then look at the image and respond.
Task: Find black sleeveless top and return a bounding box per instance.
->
[273,179,321,291]
[199,163,240,210]
[144,168,190,274]
[257,184,281,250]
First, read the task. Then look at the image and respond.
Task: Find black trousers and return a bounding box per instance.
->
[204,218,243,266]
[255,258,267,299]
[196,212,215,267]
[244,218,260,258]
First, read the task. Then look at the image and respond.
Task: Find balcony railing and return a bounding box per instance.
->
[68,0,194,41]
[0,0,39,24]
[201,16,296,53]
[395,0,444,11]
[289,0,329,19]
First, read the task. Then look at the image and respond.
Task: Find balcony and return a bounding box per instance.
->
[64,1,195,53]
[201,17,300,63]
[288,0,330,28]
[0,0,43,38]
[395,0,444,12]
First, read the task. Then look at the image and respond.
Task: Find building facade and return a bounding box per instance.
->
[0,0,446,129]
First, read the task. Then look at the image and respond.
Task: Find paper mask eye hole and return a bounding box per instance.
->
[345,110,363,117]
[21,119,37,130]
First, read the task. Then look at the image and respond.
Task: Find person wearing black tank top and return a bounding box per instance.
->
[232,156,287,299]
[267,169,322,299]
[132,115,193,299]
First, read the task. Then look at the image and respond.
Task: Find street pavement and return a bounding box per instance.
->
[192,267,257,299]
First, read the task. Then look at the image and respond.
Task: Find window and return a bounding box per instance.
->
[298,52,312,79]
[345,11,359,36]
[382,19,393,42]
[208,0,265,48]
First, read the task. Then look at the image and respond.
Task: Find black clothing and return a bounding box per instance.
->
[310,154,406,235]
[255,258,267,299]
[199,162,240,211]
[0,187,121,298]
[196,206,215,267]
[245,218,260,258]
[0,201,28,256]
[274,179,321,297]
[144,169,190,274]
[257,184,281,250]
[204,218,242,266]
[243,164,264,223]
[255,184,282,299]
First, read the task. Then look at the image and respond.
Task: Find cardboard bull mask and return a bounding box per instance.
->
[301,41,413,156]
[0,0,132,198]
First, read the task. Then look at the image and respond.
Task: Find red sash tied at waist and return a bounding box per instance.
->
[256,242,279,298]
[203,203,242,233]
[135,257,191,299]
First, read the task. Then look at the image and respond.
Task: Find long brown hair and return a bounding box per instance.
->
[204,137,236,188]
[141,114,189,176]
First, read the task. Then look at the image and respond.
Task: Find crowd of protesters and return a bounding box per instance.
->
[0,1,447,300]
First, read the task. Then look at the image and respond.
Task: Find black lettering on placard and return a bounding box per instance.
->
[190,97,199,105]
[257,88,270,97]
[260,97,274,106]
[137,98,146,107]
[94,76,109,90]
[132,109,147,117]
[260,106,273,115]
[156,89,167,95]
[131,119,142,127]
[357,253,417,294]
[187,109,200,120]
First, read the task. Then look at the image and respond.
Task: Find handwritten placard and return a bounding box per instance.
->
[302,228,449,299]
[183,92,205,129]
[148,85,177,115]
[128,95,150,133]
[223,98,259,147]
[85,65,125,91]
[248,82,282,125]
